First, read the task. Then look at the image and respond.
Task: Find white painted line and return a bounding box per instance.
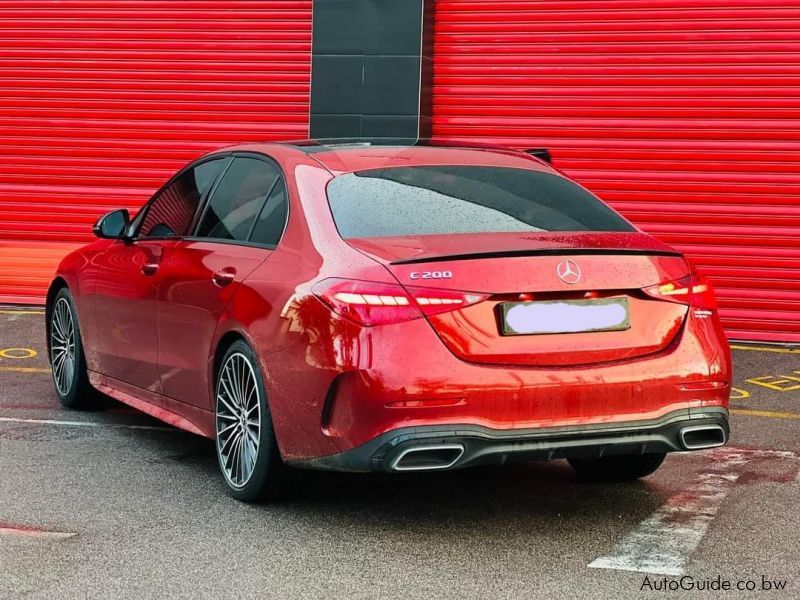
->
[588,447,798,576]
[0,525,76,540]
[0,415,178,432]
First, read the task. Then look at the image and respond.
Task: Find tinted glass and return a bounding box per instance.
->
[326,166,634,238]
[249,178,288,246]
[139,158,225,238]
[196,157,279,241]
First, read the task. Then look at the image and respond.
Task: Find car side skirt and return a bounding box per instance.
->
[89,371,214,438]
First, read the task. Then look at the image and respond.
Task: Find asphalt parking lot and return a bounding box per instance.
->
[1,308,799,599]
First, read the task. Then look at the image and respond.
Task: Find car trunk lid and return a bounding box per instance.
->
[348,232,691,366]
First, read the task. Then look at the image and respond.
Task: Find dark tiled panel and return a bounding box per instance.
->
[309,114,363,138]
[363,56,420,116]
[362,115,420,138]
[312,0,365,54]
[310,55,364,115]
[363,0,424,55]
[310,0,431,139]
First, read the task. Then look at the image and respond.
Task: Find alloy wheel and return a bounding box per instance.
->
[50,297,76,396]
[215,352,262,488]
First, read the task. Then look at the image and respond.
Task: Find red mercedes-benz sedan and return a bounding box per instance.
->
[46,139,731,501]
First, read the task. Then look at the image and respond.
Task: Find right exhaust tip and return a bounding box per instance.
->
[680,424,727,450]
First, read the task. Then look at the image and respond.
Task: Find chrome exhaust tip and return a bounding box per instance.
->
[680,424,727,450]
[390,444,465,471]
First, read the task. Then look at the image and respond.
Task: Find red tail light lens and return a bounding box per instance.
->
[313,278,488,326]
[643,273,717,310]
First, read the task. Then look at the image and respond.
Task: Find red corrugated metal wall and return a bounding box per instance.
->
[0,0,312,304]
[432,0,800,343]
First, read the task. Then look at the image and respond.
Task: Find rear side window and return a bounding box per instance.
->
[196,157,279,241]
[249,178,288,247]
[326,166,634,238]
[139,158,225,238]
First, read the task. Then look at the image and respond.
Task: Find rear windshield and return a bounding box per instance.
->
[326,165,634,238]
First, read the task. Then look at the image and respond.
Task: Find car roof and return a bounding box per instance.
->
[217,138,556,175]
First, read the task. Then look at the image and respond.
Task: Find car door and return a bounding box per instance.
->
[157,154,289,408]
[91,156,228,392]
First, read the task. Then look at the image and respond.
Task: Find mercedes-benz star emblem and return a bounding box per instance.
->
[556,259,581,284]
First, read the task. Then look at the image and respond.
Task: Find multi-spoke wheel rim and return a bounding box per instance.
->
[215,352,261,489]
[50,297,76,396]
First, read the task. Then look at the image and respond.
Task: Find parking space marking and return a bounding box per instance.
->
[730,344,800,354]
[0,522,75,540]
[589,447,799,576]
[0,347,38,359]
[731,408,800,420]
[0,309,44,316]
[0,366,50,374]
[0,416,179,432]
[746,374,800,392]
[729,387,750,399]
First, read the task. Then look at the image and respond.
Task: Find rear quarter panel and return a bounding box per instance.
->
[210,159,398,456]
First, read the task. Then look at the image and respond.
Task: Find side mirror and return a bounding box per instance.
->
[93,209,131,240]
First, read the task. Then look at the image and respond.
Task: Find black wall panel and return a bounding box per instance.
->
[310,0,433,138]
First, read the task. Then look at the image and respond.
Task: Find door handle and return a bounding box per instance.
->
[212,268,236,287]
[141,263,159,276]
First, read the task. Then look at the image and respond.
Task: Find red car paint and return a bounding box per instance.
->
[50,142,732,464]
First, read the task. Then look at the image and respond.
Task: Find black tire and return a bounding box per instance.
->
[214,339,290,502]
[567,453,666,482]
[48,287,98,409]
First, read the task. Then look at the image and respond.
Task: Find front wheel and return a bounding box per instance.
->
[567,453,666,482]
[214,339,288,502]
[48,288,97,409]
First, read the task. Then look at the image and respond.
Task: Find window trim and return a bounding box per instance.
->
[185,151,291,250]
[130,153,232,241]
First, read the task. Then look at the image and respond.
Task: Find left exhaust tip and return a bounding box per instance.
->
[391,444,465,471]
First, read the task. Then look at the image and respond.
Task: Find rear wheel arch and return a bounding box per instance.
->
[212,331,247,388]
[211,330,268,406]
[210,330,286,450]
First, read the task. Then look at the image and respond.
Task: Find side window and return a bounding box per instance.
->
[249,178,288,247]
[196,157,279,241]
[139,158,225,238]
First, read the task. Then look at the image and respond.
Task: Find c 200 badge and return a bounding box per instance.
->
[409,270,453,280]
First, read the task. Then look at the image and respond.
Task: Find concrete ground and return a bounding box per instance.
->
[1,308,799,599]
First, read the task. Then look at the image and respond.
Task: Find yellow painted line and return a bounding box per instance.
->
[731,344,800,354]
[0,309,44,315]
[731,408,800,420]
[0,366,50,374]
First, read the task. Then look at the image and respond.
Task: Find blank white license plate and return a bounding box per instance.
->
[500,298,631,335]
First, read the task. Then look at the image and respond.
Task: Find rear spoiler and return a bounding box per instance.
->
[391,247,683,266]
[524,148,552,164]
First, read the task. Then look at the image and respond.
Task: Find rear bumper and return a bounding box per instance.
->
[287,406,729,473]
[268,296,731,462]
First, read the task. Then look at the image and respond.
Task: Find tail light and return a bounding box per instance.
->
[643,273,717,310]
[313,278,488,326]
